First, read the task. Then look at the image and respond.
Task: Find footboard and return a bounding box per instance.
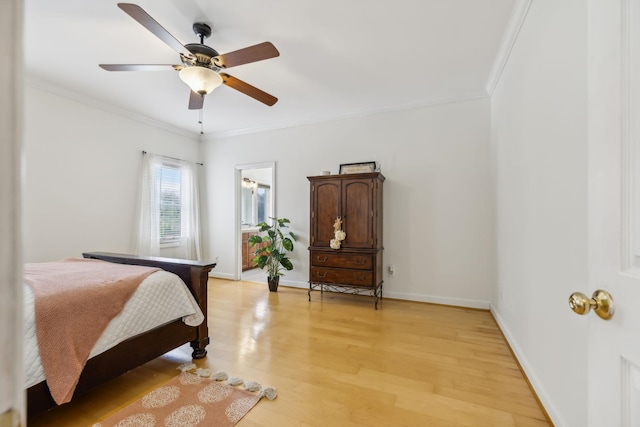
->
[83,252,216,357]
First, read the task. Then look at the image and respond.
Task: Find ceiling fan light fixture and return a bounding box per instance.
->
[179,66,223,95]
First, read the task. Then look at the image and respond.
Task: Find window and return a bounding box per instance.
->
[256,184,270,224]
[135,153,202,260]
[158,162,182,244]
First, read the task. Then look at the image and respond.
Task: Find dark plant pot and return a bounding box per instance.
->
[267,276,279,292]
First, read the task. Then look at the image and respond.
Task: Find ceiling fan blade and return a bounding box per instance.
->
[117,3,193,57]
[99,64,181,71]
[213,42,279,68]
[188,91,205,110]
[220,73,278,106]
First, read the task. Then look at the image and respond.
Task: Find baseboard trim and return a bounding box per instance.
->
[268,281,491,310]
[490,307,560,426]
[383,290,490,309]
[209,272,235,280]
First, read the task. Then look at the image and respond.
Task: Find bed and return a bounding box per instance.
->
[25,251,216,417]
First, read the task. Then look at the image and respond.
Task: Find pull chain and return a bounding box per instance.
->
[198,108,204,134]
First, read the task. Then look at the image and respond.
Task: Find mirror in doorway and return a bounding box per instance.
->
[241,168,272,228]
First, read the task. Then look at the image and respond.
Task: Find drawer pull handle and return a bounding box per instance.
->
[318,272,327,278]
[358,275,367,281]
[317,256,327,263]
[354,258,365,265]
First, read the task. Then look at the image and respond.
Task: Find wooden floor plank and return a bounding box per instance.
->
[28,279,551,426]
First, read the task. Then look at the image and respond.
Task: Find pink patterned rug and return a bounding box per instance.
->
[92,369,275,427]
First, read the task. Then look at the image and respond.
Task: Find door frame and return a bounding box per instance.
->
[234,162,276,280]
[0,0,24,424]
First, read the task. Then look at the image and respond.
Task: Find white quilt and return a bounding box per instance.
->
[24,270,204,388]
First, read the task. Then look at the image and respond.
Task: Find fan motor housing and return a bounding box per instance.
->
[183,43,220,66]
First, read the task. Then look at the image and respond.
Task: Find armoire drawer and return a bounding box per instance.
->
[310,267,373,287]
[310,252,373,270]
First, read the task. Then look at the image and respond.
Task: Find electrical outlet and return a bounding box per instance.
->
[388,265,395,277]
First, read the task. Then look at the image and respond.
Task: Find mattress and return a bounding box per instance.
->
[24,270,204,388]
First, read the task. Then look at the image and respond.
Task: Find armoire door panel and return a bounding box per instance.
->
[311,180,340,246]
[342,179,373,248]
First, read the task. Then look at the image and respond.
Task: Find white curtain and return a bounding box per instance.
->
[134,153,162,257]
[180,160,202,261]
[134,153,202,261]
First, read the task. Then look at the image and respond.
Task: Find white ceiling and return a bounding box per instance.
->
[23,0,516,138]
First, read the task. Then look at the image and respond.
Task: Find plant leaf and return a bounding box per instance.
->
[248,235,263,245]
[255,255,268,269]
[281,258,293,270]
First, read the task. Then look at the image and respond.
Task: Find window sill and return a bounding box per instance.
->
[160,241,181,249]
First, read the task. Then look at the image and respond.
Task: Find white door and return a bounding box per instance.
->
[585,0,640,425]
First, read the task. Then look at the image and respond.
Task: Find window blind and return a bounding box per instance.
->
[158,162,181,243]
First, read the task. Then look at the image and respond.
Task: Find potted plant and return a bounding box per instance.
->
[248,217,297,292]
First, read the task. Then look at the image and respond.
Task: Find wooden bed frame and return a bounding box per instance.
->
[26,251,216,417]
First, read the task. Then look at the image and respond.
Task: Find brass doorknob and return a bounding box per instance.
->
[568,289,614,320]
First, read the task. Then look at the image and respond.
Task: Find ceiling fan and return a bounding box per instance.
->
[99,3,279,110]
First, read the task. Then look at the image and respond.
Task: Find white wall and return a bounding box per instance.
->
[490,1,588,425]
[203,97,495,307]
[22,86,201,262]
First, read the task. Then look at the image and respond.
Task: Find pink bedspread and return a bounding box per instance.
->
[24,258,160,404]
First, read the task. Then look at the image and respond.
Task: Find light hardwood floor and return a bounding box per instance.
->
[29,279,551,426]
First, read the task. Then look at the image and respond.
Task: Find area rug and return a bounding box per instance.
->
[92,364,277,427]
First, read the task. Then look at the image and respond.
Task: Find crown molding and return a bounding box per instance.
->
[485,0,533,95]
[200,91,489,141]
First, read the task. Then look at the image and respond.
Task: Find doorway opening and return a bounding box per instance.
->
[235,163,275,281]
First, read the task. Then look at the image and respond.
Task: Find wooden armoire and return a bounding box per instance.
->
[307,172,384,308]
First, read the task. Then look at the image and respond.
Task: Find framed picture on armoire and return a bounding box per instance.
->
[339,161,376,174]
